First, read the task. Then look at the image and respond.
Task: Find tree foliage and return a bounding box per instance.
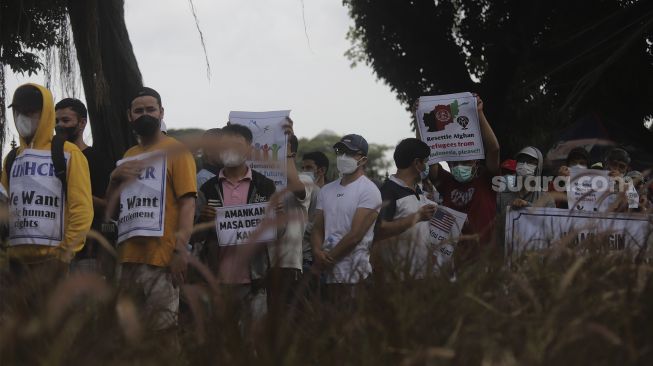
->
[343,0,653,157]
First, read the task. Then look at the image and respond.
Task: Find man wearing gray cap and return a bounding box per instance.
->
[310,134,382,301]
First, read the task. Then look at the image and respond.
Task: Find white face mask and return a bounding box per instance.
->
[220,149,247,168]
[336,154,361,175]
[570,164,587,169]
[516,162,537,177]
[15,113,39,138]
[300,171,315,182]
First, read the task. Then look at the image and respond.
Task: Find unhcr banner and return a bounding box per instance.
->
[505,207,652,259]
[229,110,289,188]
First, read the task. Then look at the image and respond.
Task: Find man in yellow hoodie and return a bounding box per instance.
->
[2,83,93,277]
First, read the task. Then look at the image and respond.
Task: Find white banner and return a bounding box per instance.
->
[416,92,484,164]
[429,205,467,266]
[8,149,68,246]
[117,151,167,243]
[215,203,276,246]
[505,207,652,259]
[229,110,289,188]
[568,167,639,211]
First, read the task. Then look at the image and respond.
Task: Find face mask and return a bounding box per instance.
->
[570,164,587,169]
[15,113,39,138]
[220,149,247,168]
[516,162,537,177]
[451,165,474,183]
[419,163,430,181]
[300,171,315,182]
[336,154,361,175]
[132,115,160,138]
[55,124,80,142]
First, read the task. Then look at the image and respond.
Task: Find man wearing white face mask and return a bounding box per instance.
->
[195,123,276,325]
[497,146,555,211]
[2,84,92,280]
[310,134,382,301]
[423,94,500,264]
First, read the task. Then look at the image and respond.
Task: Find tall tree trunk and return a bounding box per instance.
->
[66,0,141,165]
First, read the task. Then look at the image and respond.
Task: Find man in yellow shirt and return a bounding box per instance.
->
[106,87,196,331]
[2,83,92,279]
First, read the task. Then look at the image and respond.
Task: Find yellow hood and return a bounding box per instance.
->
[16,83,55,150]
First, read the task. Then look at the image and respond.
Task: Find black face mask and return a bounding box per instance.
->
[132,115,160,138]
[55,124,80,142]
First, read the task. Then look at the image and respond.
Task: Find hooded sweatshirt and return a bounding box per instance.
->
[1,83,93,263]
[497,146,555,210]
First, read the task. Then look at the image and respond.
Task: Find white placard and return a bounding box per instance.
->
[568,167,639,211]
[117,151,167,243]
[229,110,289,188]
[505,207,652,259]
[8,149,68,246]
[429,205,467,266]
[215,202,276,246]
[416,92,484,164]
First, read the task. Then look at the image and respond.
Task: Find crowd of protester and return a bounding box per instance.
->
[1,82,652,338]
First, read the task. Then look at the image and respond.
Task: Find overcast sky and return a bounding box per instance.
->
[4,0,413,151]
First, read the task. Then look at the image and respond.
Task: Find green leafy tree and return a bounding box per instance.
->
[343,0,653,157]
[296,130,391,182]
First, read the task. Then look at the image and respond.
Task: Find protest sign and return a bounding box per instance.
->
[416,92,484,164]
[117,151,167,243]
[215,203,276,246]
[568,167,639,211]
[505,207,652,259]
[229,110,289,188]
[429,205,467,266]
[8,149,68,246]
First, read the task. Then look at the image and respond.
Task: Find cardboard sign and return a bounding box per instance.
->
[416,92,484,164]
[8,149,68,246]
[568,167,639,211]
[229,110,289,188]
[117,151,167,243]
[215,203,276,246]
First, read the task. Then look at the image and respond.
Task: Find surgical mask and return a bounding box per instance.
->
[570,164,587,170]
[220,149,247,168]
[132,115,160,137]
[419,163,430,181]
[300,171,315,182]
[55,124,80,142]
[336,154,361,175]
[451,165,474,183]
[15,113,39,138]
[516,162,537,177]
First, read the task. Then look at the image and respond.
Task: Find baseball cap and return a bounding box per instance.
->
[334,134,369,156]
[8,85,43,113]
[500,159,516,172]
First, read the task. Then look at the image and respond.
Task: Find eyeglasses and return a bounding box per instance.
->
[334,147,361,157]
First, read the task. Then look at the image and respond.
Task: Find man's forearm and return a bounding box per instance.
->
[375,214,418,242]
[328,234,362,262]
[176,198,196,251]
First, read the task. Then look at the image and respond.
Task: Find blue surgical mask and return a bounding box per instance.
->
[419,163,430,181]
[451,165,474,183]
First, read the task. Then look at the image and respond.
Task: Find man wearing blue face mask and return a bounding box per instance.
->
[310,134,382,301]
[424,94,501,264]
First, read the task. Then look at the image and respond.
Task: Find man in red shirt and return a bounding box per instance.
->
[425,94,500,265]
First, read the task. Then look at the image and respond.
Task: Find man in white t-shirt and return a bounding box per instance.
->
[311,134,382,300]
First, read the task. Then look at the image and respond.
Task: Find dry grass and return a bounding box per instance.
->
[1,239,653,366]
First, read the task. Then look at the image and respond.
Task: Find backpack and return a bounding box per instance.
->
[4,134,68,194]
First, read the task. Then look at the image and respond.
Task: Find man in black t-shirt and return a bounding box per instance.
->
[55,98,112,275]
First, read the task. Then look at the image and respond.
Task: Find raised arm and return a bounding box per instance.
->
[475,94,500,176]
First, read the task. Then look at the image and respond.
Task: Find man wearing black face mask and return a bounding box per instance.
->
[106,87,197,331]
[55,98,112,274]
